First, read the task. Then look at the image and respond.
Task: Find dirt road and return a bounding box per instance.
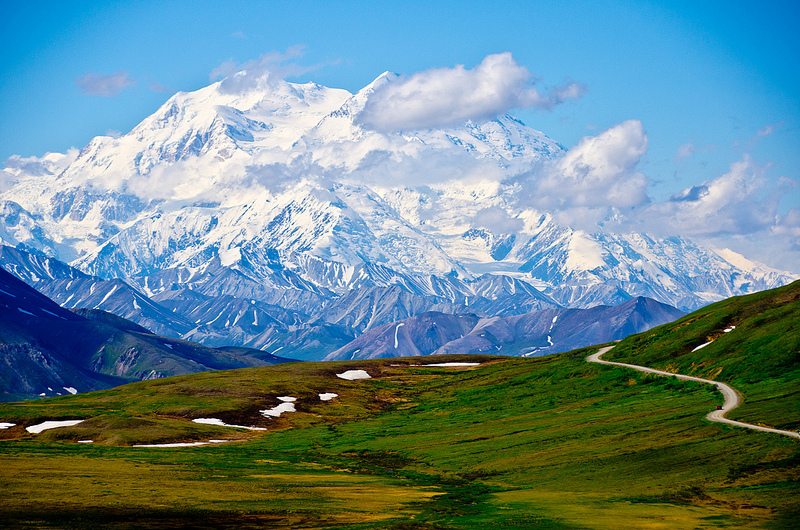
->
[587,346,800,439]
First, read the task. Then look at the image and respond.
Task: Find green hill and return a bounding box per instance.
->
[606,279,800,431]
[0,282,798,528]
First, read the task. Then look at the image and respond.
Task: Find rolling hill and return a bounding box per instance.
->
[0,281,797,528]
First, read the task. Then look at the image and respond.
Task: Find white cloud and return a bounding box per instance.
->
[676,142,696,158]
[534,119,649,215]
[757,121,782,136]
[640,155,777,237]
[471,207,524,234]
[75,71,136,97]
[356,53,586,132]
[348,145,506,188]
[209,46,323,94]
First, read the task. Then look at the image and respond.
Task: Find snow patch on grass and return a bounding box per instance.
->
[319,393,338,401]
[692,341,713,352]
[336,370,371,380]
[411,362,480,367]
[26,420,84,434]
[134,440,231,448]
[0,422,16,429]
[261,396,298,418]
[63,387,78,395]
[192,418,267,431]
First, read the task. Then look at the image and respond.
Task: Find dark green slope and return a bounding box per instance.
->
[607,279,800,431]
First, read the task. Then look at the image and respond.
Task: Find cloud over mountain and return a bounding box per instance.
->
[643,155,776,237]
[356,53,586,132]
[209,46,330,94]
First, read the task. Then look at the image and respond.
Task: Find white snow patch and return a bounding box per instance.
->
[63,387,78,395]
[336,370,371,380]
[98,285,118,305]
[192,418,267,431]
[133,298,141,311]
[261,402,296,417]
[394,322,406,349]
[319,393,338,401]
[547,335,553,346]
[26,419,84,434]
[41,308,66,319]
[724,326,736,333]
[277,396,296,402]
[17,307,35,316]
[134,440,231,448]
[411,362,480,367]
[0,422,16,429]
[78,440,93,443]
[692,341,713,352]
[0,287,16,297]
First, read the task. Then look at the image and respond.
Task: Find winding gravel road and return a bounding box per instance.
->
[587,346,800,439]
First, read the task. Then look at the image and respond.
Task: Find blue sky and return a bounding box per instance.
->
[1,0,799,269]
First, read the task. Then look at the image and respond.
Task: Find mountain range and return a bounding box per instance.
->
[0,263,297,401]
[0,70,795,358]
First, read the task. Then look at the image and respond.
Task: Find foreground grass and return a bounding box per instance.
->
[1,348,797,529]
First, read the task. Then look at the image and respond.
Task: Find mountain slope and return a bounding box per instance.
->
[0,266,297,401]
[0,70,795,323]
[326,296,685,360]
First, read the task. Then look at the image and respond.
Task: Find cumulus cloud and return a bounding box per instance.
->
[536,119,648,211]
[209,46,326,94]
[641,155,777,237]
[472,207,524,233]
[356,53,587,132]
[75,71,136,97]
[348,146,506,188]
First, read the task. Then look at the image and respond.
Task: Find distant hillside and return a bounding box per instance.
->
[326,296,685,360]
[0,267,297,401]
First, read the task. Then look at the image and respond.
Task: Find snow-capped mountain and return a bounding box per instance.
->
[0,67,795,343]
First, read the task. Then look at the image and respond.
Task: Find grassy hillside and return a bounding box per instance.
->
[606,279,800,431]
[0,347,797,529]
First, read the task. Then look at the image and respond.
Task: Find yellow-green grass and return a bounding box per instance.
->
[1,348,797,529]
